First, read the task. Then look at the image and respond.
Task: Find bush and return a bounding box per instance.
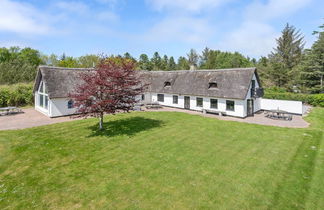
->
[264,89,324,107]
[0,83,33,107]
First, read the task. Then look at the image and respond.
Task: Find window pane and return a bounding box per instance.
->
[39,94,43,107]
[196,97,203,107]
[68,100,74,109]
[226,100,235,111]
[173,95,178,104]
[141,94,145,100]
[210,99,218,109]
[45,96,48,109]
[157,94,164,102]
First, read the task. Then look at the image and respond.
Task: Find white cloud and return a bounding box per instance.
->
[0,40,28,48]
[0,0,51,34]
[96,11,119,22]
[221,21,278,57]
[55,1,89,14]
[144,16,213,44]
[143,0,229,45]
[96,0,118,4]
[0,0,119,36]
[147,0,231,13]
[245,0,311,21]
[221,0,311,57]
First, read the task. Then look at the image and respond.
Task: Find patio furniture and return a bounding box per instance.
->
[145,102,162,109]
[202,109,226,116]
[265,109,292,121]
[0,106,23,116]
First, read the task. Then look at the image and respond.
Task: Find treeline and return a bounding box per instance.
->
[0,22,323,94]
[40,49,254,71]
[0,48,253,85]
[0,47,42,84]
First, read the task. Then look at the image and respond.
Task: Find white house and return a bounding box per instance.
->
[33,66,265,118]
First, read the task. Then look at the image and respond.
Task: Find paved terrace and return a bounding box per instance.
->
[0,107,309,130]
[144,107,310,128]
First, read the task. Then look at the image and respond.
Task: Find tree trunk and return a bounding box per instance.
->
[99,113,104,130]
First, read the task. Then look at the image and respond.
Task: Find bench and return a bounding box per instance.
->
[145,103,162,109]
[0,106,23,116]
[202,109,226,116]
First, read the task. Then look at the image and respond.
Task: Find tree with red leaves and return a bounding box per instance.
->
[69,57,147,130]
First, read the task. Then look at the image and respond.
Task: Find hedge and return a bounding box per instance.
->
[0,83,34,107]
[264,91,324,107]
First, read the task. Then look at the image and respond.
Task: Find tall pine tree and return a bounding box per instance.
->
[300,23,324,92]
[268,23,305,88]
[151,52,162,70]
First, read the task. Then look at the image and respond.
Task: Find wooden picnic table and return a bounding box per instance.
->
[0,106,22,116]
[265,109,292,121]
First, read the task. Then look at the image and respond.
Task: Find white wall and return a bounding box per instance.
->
[260,98,303,115]
[34,92,50,116]
[151,93,246,117]
[50,98,77,117]
[245,73,261,113]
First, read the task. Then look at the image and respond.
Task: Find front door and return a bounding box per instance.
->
[184,96,190,109]
[247,99,254,116]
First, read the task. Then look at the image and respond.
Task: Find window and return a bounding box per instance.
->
[157,94,164,102]
[38,81,48,110]
[173,95,178,104]
[251,80,255,89]
[39,94,44,107]
[68,100,74,109]
[196,97,203,107]
[226,100,235,111]
[208,82,218,89]
[210,99,218,109]
[164,81,171,87]
[141,94,145,101]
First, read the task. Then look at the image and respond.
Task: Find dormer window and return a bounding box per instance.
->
[208,82,218,89]
[164,81,171,87]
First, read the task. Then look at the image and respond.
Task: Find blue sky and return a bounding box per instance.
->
[0,0,323,59]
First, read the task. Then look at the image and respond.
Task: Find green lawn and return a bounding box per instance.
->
[0,109,323,209]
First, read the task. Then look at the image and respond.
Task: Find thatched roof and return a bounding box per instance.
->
[34,66,260,100]
[33,66,93,98]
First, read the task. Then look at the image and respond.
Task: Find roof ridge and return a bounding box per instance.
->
[39,66,255,72]
[150,67,256,73]
[39,65,94,71]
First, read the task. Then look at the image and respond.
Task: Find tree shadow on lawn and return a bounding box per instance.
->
[88,116,164,138]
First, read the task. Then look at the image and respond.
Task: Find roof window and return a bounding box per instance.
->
[164,81,171,87]
[208,82,218,89]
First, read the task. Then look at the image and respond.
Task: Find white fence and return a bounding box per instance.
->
[260,98,303,115]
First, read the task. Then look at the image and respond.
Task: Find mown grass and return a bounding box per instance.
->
[0,108,323,209]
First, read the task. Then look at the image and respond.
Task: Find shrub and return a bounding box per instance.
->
[0,83,33,107]
[264,89,324,107]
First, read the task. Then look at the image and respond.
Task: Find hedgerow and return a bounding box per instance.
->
[264,89,324,107]
[0,83,33,107]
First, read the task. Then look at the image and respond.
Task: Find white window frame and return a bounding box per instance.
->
[38,81,49,110]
